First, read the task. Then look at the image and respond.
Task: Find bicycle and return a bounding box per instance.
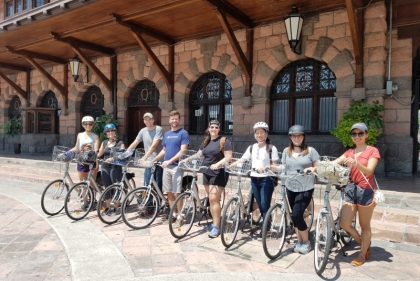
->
[64,150,104,221]
[313,156,356,275]
[220,152,262,248]
[41,146,76,216]
[96,147,136,225]
[168,150,226,239]
[261,164,315,260]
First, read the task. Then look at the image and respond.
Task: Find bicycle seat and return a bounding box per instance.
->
[334,184,345,190]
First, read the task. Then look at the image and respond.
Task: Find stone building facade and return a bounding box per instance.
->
[0,2,415,176]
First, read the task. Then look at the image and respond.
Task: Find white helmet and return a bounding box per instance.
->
[82,116,94,124]
[253,122,269,132]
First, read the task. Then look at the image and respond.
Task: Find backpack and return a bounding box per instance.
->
[219,136,234,153]
[249,144,278,187]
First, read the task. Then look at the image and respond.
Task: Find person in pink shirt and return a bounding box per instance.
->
[337,122,381,266]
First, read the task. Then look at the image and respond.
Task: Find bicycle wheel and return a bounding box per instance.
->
[341,215,356,245]
[97,184,126,225]
[169,192,196,239]
[314,212,332,275]
[41,179,69,216]
[220,197,240,248]
[304,197,315,231]
[262,203,286,260]
[121,187,159,230]
[64,183,94,221]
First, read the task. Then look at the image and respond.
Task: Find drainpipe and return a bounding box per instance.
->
[112,56,117,119]
[386,0,393,94]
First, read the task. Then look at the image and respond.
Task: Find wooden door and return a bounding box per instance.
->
[127,106,161,147]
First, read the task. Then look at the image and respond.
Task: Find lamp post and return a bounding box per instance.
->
[69,55,82,82]
[284,5,304,54]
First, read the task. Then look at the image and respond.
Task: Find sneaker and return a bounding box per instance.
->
[203,223,214,232]
[101,207,112,216]
[110,208,121,216]
[293,242,302,253]
[139,209,155,218]
[208,226,220,238]
[298,241,311,254]
[174,217,185,228]
[81,203,90,211]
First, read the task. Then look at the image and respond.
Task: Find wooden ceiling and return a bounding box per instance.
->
[0,0,416,75]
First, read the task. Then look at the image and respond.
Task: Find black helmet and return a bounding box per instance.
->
[288,125,305,135]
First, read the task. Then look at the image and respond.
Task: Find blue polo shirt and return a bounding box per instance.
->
[162,128,189,165]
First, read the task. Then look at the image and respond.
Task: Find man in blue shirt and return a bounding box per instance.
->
[153,110,189,224]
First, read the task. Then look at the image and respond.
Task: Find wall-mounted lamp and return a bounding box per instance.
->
[284,5,304,55]
[57,109,61,116]
[69,55,82,82]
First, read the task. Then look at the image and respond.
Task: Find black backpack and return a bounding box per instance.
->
[248,144,278,187]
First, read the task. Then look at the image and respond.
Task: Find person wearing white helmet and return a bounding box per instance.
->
[241,122,279,238]
[71,116,100,185]
[281,124,319,255]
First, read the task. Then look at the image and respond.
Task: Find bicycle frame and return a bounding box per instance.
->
[141,163,167,208]
[107,163,135,205]
[319,183,341,235]
[58,162,74,193]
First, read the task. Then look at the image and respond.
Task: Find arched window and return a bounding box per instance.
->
[41,91,58,109]
[128,79,159,107]
[270,58,336,133]
[81,86,104,121]
[189,72,233,134]
[9,95,22,119]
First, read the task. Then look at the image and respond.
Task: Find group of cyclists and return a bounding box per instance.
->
[69,110,380,267]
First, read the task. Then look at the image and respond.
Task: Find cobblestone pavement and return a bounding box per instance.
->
[1,178,420,281]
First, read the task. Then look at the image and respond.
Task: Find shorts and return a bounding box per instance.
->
[162,165,183,193]
[77,162,98,173]
[343,183,374,206]
[203,172,229,188]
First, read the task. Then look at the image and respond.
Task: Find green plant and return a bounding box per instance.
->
[0,117,22,138]
[92,113,117,143]
[330,100,384,147]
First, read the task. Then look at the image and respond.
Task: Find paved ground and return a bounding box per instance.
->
[1,178,420,281]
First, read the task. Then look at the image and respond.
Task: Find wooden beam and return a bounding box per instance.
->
[111,14,174,45]
[352,0,364,8]
[6,47,68,64]
[204,0,253,28]
[168,44,174,103]
[0,71,27,100]
[245,29,253,97]
[345,0,364,87]
[0,62,30,72]
[70,45,112,93]
[122,0,198,21]
[51,32,115,55]
[214,8,251,80]
[20,55,68,108]
[129,29,171,90]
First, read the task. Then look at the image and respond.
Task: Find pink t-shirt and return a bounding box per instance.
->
[343,146,381,189]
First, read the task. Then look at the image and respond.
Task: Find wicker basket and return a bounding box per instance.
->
[317,156,350,185]
[52,146,75,162]
[225,152,252,176]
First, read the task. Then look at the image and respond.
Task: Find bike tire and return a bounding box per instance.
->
[41,179,69,216]
[262,203,286,260]
[314,212,332,275]
[64,182,93,221]
[97,184,126,225]
[121,187,160,230]
[169,192,196,239]
[341,215,356,245]
[220,197,240,248]
[304,197,315,232]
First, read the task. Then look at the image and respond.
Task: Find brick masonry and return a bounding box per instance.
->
[0,2,416,175]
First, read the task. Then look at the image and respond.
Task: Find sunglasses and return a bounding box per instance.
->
[209,126,219,129]
[350,132,365,137]
[83,123,94,126]
[106,130,116,133]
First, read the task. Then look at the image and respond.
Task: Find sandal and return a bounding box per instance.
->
[365,242,371,260]
[351,256,366,266]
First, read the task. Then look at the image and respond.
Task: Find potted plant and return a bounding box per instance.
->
[330,100,384,148]
[0,117,22,154]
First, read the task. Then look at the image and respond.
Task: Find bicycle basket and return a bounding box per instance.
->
[178,150,205,172]
[317,156,350,185]
[133,148,153,168]
[77,149,97,165]
[52,146,75,162]
[111,147,132,166]
[225,152,252,176]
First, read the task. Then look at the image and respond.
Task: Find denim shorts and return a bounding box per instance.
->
[77,162,98,173]
[343,183,374,206]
